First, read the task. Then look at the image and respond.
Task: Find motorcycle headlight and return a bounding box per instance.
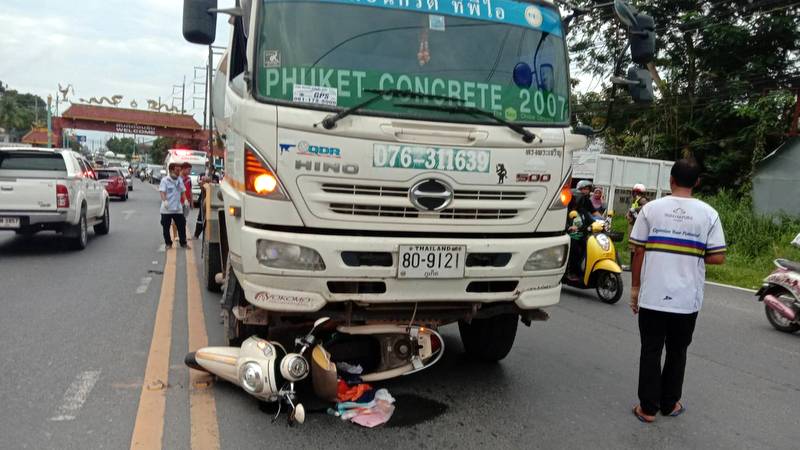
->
[239,362,264,394]
[257,240,325,271]
[596,234,611,251]
[280,354,310,382]
[524,245,568,271]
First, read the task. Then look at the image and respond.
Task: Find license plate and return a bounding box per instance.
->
[373,145,491,173]
[397,245,466,279]
[0,217,20,229]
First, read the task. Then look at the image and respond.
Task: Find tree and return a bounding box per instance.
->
[149,137,176,164]
[105,137,137,159]
[0,82,47,140]
[568,0,800,192]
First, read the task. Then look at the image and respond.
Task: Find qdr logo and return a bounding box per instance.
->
[280,141,341,158]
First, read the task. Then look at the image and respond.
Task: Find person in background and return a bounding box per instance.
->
[566,210,585,281]
[180,162,193,240]
[629,158,726,423]
[160,162,188,249]
[590,187,607,218]
[194,167,210,239]
[574,180,601,225]
[625,183,647,270]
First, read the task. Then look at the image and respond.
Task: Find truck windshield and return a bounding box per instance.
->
[255,0,569,125]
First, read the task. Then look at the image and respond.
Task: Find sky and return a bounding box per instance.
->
[0,0,234,148]
[0,0,598,149]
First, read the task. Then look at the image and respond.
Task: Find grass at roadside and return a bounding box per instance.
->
[611,191,800,290]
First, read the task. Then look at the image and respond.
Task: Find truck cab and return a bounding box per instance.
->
[185,0,586,360]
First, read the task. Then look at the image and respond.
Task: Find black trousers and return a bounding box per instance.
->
[161,213,187,247]
[194,189,205,238]
[637,307,698,416]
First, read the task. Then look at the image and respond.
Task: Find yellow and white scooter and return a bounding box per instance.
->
[563,213,624,304]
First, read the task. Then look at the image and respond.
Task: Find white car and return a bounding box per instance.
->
[0,147,110,249]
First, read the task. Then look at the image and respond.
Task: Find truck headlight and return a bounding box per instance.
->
[524,245,567,271]
[596,234,611,251]
[257,240,326,271]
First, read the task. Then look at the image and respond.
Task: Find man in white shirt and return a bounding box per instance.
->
[159,162,188,248]
[629,158,726,423]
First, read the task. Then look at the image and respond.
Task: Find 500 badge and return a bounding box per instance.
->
[373,144,491,173]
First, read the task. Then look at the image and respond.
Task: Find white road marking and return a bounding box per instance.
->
[122,210,136,220]
[158,244,166,253]
[136,277,153,294]
[49,370,102,421]
[706,281,758,294]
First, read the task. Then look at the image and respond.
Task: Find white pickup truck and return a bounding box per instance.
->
[0,147,110,249]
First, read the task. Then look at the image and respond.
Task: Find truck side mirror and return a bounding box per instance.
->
[183,0,218,45]
[573,124,594,137]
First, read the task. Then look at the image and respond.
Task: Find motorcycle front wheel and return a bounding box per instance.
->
[763,289,800,333]
[596,271,623,304]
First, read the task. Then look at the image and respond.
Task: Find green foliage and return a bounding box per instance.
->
[106,137,136,159]
[569,1,800,192]
[149,137,176,165]
[0,81,47,140]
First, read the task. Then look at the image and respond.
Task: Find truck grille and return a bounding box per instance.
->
[322,183,527,201]
[329,203,518,220]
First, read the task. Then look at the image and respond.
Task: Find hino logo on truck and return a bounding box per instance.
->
[295,159,359,174]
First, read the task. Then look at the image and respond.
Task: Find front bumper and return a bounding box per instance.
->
[232,223,568,313]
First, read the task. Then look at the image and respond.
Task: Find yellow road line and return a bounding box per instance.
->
[186,245,221,450]
[130,249,176,450]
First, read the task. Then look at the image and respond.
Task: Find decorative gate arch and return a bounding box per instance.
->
[23,103,218,156]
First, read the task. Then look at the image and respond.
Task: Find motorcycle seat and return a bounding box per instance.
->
[775,258,800,272]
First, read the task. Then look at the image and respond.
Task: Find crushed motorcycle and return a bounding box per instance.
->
[185,318,444,424]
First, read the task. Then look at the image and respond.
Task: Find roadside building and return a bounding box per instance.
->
[752,136,800,217]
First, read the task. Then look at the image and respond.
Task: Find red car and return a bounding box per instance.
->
[97,168,128,200]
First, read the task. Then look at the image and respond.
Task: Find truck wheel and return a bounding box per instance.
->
[458,313,518,362]
[221,265,260,346]
[93,201,110,235]
[70,209,88,250]
[596,271,623,304]
[204,241,222,293]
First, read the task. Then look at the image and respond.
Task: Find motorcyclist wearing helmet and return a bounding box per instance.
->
[625,183,647,270]
[574,180,602,227]
[566,181,601,280]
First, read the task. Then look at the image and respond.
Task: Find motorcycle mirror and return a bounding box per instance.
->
[312,317,330,330]
[293,403,306,424]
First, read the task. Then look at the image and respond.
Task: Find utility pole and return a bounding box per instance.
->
[181,75,186,114]
[47,95,52,148]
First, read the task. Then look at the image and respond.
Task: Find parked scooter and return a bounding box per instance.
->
[185,318,444,425]
[756,234,800,333]
[563,214,624,304]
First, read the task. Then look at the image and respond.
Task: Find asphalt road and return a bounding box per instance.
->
[1,178,798,449]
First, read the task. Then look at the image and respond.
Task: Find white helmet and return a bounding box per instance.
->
[576,180,593,190]
[633,183,646,193]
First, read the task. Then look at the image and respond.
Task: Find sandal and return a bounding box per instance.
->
[667,402,685,417]
[632,405,655,423]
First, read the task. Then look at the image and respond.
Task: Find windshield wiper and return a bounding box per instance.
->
[395,103,540,143]
[317,89,464,130]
